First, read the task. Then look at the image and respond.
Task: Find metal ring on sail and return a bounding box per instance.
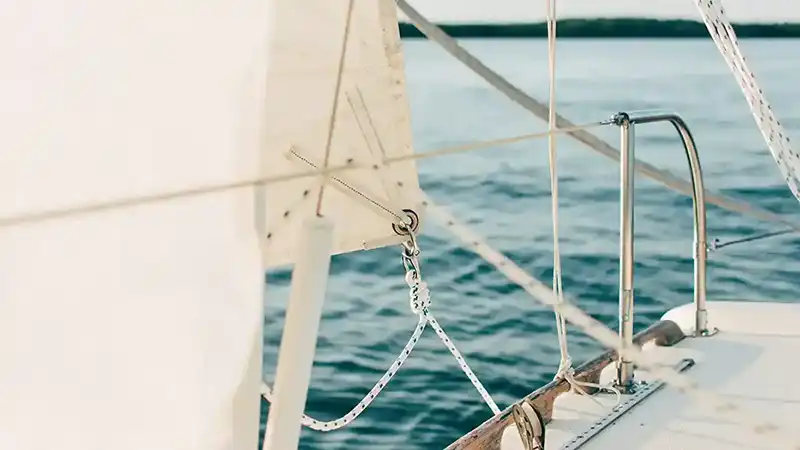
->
[391,208,421,236]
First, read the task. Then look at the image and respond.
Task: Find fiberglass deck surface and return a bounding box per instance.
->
[501,301,800,450]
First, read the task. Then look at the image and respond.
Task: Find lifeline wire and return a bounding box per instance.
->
[711,228,794,250]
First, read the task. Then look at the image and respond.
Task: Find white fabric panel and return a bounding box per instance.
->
[0,1,271,449]
[260,0,423,268]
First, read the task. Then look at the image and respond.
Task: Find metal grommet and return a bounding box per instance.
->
[392,209,420,236]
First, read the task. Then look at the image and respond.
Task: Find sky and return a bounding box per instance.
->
[403,0,800,23]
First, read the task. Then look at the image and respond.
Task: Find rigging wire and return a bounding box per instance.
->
[711,228,794,251]
[385,121,604,163]
[288,149,407,225]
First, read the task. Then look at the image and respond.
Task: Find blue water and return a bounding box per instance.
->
[261,39,800,449]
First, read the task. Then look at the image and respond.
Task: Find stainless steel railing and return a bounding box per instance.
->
[607,112,710,391]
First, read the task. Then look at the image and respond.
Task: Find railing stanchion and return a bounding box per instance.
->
[613,113,636,391]
[606,111,714,377]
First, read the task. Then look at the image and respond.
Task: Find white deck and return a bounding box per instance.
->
[502,301,800,450]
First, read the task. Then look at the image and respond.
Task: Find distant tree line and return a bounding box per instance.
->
[398,18,800,39]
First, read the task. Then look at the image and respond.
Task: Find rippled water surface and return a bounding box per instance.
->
[261,39,800,449]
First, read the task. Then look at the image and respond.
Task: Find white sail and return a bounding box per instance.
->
[0,1,271,449]
[260,0,423,268]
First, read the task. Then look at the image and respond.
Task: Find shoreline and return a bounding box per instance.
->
[398,18,800,39]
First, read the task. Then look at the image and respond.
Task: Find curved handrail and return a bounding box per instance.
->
[609,111,710,389]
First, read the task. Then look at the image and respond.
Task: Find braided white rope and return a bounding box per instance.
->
[695,0,800,202]
[261,316,425,431]
[421,193,800,449]
[261,239,500,431]
[402,246,499,415]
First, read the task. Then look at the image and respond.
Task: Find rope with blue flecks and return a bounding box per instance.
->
[260,230,499,431]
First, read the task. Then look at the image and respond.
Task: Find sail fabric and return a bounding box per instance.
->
[695,0,800,202]
[0,1,271,449]
[260,0,423,268]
